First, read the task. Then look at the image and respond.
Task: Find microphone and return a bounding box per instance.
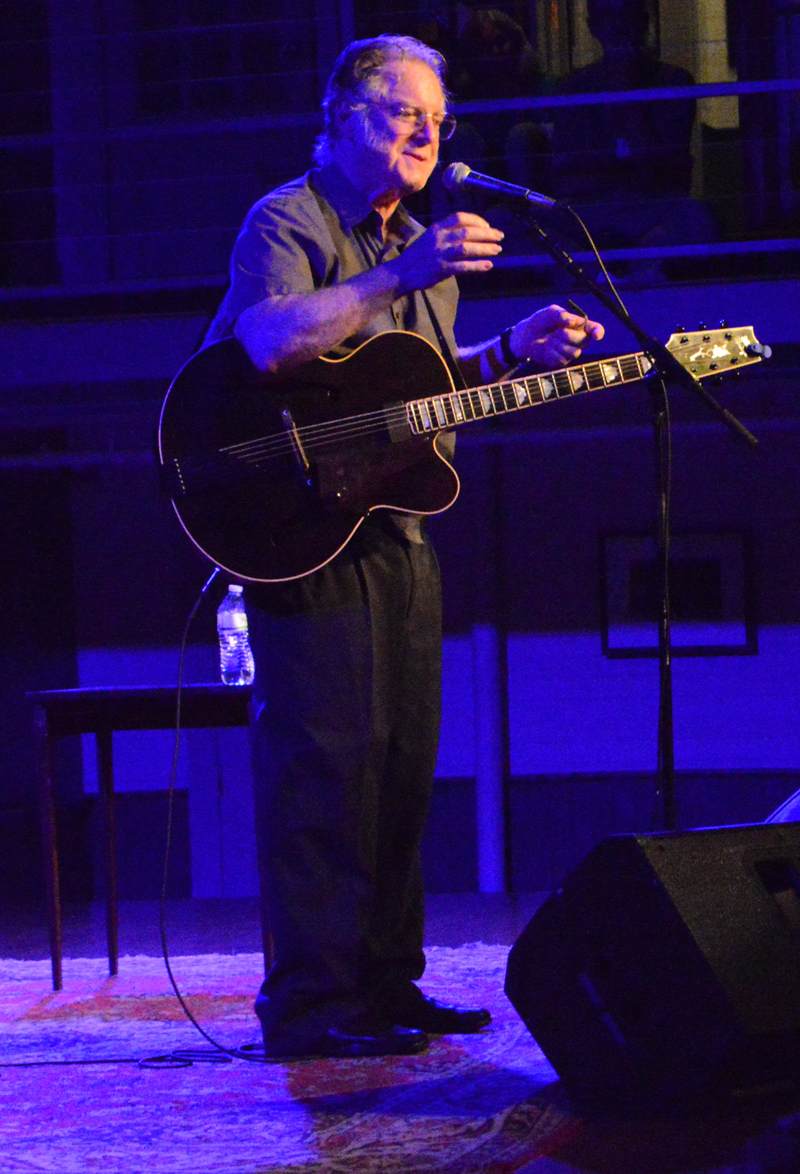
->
[443,162,557,208]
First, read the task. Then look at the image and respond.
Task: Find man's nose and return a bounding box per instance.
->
[413,115,437,143]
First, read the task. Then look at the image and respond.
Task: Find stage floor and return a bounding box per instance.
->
[3,894,800,1173]
[0,892,550,961]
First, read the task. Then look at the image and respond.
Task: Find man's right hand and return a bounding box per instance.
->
[235,213,504,376]
[390,213,504,292]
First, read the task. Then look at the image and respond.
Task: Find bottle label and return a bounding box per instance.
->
[218,612,248,631]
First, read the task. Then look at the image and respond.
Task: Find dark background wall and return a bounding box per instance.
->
[2,0,799,905]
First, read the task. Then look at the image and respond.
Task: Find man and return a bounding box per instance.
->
[205,34,604,1060]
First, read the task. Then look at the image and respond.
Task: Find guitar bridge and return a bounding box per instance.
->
[282,407,310,471]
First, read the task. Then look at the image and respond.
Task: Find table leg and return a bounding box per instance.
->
[33,707,63,991]
[95,729,119,977]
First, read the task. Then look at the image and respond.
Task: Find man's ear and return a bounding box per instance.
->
[334,105,363,147]
[331,105,351,142]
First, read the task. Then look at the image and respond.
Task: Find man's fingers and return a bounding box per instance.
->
[443,227,504,251]
[535,305,603,339]
[461,223,504,242]
[459,241,503,257]
[436,211,499,232]
[438,230,502,265]
[560,310,605,341]
[433,214,504,251]
[511,303,605,369]
[451,259,496,273]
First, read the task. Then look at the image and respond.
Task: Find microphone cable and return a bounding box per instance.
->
[143,563,272,1068]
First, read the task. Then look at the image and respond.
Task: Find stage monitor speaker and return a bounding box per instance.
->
[505,822,800,1111]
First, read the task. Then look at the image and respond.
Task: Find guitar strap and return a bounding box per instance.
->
[420,288,467,392]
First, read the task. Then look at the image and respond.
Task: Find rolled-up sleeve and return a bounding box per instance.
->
[205,177,335,342]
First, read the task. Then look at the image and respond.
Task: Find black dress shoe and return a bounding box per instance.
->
[383,990,491,1034]
[261,1016,429,1060]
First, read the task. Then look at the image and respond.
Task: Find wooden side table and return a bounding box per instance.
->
[27,684,253,990]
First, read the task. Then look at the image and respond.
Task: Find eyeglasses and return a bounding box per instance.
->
[366,99,457,141]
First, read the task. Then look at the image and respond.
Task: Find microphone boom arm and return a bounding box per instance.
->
[521,214,759,447]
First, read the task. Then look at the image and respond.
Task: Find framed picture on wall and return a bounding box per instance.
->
[600,531,757,657]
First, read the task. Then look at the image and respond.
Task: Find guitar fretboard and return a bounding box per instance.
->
[406,351,654,434]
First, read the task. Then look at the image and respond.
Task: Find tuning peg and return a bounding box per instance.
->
[698,322,706,330]
[675,324,685,333]
[719,319,728,329]
[746,342,772,358]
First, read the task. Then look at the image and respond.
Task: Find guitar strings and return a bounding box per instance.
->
[219,405,413,468]
[223,403,410,455]
[221,364,568,462]
[199,348,664,478]
[218,351,647,469]
[221,398,458,467]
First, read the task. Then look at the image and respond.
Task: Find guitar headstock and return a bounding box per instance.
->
[665,326,770,380]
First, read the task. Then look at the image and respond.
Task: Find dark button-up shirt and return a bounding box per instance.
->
[205,161,460,364]
[205,163,460,538]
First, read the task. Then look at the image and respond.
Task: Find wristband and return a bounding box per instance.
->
[498,326,519,369]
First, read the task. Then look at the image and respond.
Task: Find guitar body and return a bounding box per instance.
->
[159,323,765,582]
[158,332,460,582]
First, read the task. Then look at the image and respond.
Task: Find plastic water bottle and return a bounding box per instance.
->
[217,585,255,686]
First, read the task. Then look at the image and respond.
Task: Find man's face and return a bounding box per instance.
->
[337,59,446,205]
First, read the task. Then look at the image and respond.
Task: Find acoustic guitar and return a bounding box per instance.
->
[158,326,766,582]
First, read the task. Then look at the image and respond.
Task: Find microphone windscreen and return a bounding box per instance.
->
[442,162,470,193]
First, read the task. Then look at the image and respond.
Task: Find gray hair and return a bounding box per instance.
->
[314,35,448,165]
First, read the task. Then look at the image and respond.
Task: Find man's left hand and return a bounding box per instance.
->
[510,305,605,368]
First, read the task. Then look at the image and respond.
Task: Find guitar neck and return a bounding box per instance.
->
[406,350,654,434]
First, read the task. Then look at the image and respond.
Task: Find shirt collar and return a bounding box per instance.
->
[315,161,420,242]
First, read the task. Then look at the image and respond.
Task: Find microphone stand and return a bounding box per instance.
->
[519,208,758,831]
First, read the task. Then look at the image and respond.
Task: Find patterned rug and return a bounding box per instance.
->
[0,944,579,1173]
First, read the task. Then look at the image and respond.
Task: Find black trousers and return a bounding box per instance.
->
[247,516,442,1035]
